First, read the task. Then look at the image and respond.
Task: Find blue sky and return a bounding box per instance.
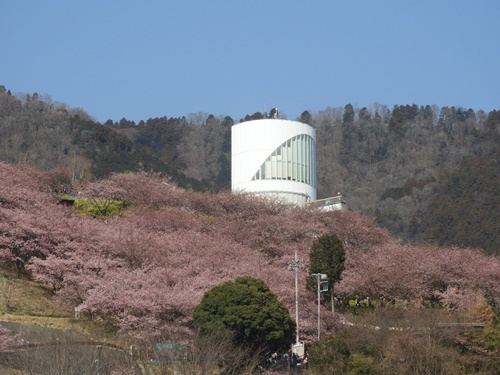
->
[1,1,499,123]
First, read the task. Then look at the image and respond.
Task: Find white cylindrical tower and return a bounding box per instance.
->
[231,119,316,205]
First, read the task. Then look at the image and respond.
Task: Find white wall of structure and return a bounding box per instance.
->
[232,119,316,205]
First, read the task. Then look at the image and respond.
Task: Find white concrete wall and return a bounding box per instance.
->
[231,119,316,205]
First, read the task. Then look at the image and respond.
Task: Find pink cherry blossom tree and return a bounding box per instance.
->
[2,163,499,343]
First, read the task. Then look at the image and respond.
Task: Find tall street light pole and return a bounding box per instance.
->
[310,273,328,340]
[288,249,302,344]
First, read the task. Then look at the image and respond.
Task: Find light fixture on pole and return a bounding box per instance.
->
[310,273,328,340]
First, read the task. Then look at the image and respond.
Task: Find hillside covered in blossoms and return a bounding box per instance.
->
[0,162,499,343]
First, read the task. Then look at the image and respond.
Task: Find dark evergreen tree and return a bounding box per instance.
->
[389,104,418,139]
[250,112,264,120]
[299,110,313,125]
[340,104,356,165]
[358,107,371,128]
[308,234,346,312]
[342,104,355,125]
[193,276,295,352]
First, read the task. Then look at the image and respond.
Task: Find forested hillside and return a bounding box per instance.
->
[311,104,500,255]
[0,86,498,254]
[0,87,200,190]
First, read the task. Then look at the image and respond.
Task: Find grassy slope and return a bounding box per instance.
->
[0,269,111,340]
[0,270,120,374]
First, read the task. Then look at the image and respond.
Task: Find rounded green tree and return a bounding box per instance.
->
[193,276,295,351]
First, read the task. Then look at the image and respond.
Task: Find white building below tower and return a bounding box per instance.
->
[231,118,316,206]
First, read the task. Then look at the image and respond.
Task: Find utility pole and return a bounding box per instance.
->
[96,345,103,375]
[288,249,302,344]
[311,273,328,340]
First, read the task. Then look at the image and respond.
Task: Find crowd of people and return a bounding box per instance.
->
[267,350,308,371]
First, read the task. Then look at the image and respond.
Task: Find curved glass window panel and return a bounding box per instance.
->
[251,135,316,187]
